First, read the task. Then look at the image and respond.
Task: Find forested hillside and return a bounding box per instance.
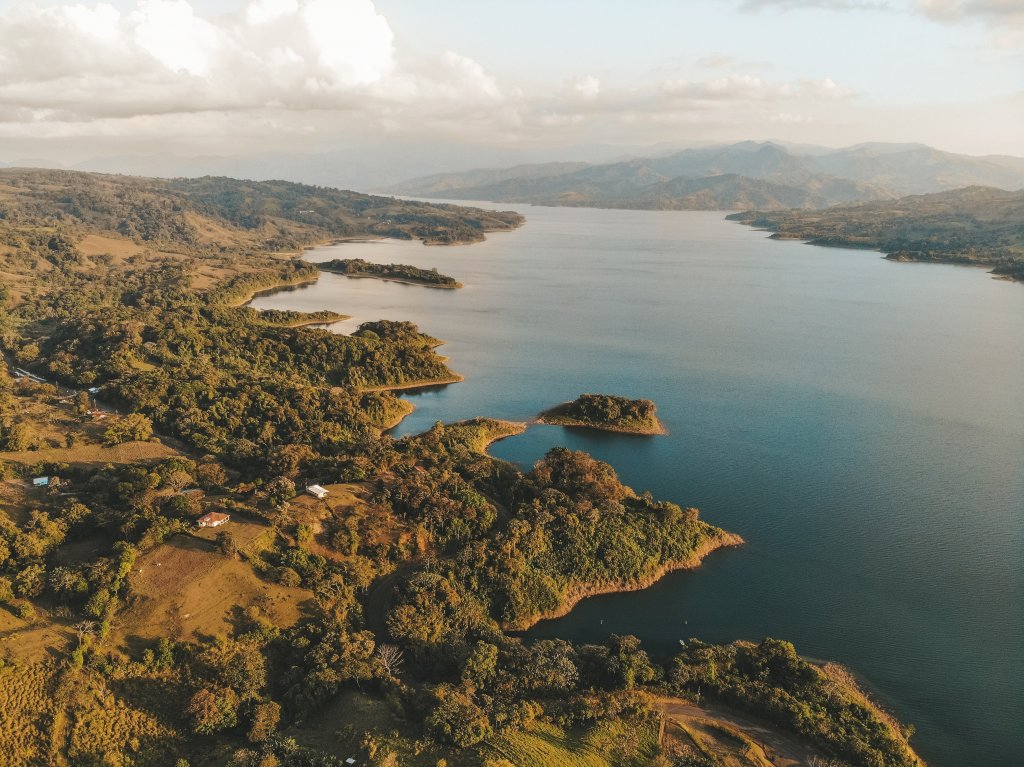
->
[0,170,920,767]
[728,186,1024,281]
[391,141,1024,211]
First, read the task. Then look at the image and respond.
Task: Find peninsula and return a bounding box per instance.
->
[539,393,666,434]
[317,258,462,288]
[728,186,1024,283]
[0,168,921,767]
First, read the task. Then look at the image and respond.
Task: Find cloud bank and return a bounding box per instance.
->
[0,0,1017,159]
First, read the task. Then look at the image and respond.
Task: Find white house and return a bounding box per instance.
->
[197,512,230,528]
[306,485,329,500]
[32,477,50,487]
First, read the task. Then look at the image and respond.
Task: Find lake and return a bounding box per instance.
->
[251,205,1024,767]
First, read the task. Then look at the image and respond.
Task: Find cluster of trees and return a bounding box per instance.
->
[383,440,715,659]
[9,269,452,472]
[671,638,919,767]
[319,259,462,288]
[541,394,662,433]
[729,186,1024,281]
[207,260,321,306]
[0,455,230,631]
[0,169,523,254]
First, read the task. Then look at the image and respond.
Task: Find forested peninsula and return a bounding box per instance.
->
[0,169,922,767]
[729,186,1024,282]
[538,394,666,435]
[318,258,462,288]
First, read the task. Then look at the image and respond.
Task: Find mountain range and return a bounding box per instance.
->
[389,141,1024,210]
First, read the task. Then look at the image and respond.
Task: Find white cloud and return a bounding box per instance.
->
[565,75,602,102]
[662,74,856,102]
[0,1,1016,158]
[0,0,493,132]
[738,0,891,11]
[915,0,1024,23]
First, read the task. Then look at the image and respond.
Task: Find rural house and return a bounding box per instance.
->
[307,484,329,500]
[197,511,230,528]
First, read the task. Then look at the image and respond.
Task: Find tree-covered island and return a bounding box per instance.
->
[539,394,667,435]
[318,258,462,288]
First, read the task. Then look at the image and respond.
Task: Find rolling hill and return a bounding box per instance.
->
[728,185,1024,281]
[391,141,1024,211]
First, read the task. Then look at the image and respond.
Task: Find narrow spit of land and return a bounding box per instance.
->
[317,258,463,288]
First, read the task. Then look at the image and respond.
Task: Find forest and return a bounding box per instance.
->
[0,169,920,767]
[728,186,1024,282]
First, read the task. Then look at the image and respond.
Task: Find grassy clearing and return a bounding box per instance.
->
[67,672,185,767]
[0,479,39,525]
[289,482,420,564]
[115,522,312,645]
[0,663,59,766]
[485,719,659,767]
[0,440,181,468]
[671,719,771,767]
[286,690,401,756]
[0,607,72,664]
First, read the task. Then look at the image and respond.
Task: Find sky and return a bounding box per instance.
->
[0,0,1022,164]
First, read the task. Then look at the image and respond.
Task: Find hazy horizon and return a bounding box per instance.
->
[1,0,1022,169]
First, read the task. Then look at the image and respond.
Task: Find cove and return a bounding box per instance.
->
[250,204,1024,767]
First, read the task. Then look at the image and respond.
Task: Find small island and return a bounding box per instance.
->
[538,393,666,435]
[318,258,462,288]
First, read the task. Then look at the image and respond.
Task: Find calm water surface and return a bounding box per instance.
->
[252,206,1024,767]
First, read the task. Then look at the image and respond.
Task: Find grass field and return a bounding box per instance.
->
[0,440,181,468]
[0,663,60,766]
[115,519,312,646]
[66,672,185,767]
[485,719,659,767]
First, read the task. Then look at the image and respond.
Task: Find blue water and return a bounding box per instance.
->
[251,206,1024,767]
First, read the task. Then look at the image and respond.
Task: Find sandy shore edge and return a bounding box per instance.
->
[507,530,745,631]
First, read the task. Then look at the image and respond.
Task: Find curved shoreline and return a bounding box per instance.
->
[322,271,462,289]
[508,530,745,632]
[377,399,416,433]
[228,275,321,308]
[276,316,350,329]
[359,374,465,393]
[535,414,667,436]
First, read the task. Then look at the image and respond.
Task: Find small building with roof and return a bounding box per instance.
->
[197,511,230,528]
[306,484,329,500]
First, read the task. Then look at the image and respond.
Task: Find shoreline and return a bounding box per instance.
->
[276,316,350,329]
[535,414,667,436]
[359,374,465,394]
[468,419,529,452]
[377,399,416,433]
[228,275,321,308]
[236,225,482,309]
[322,271,462,289]
[509,529,745,632]
[730,217,1023,285]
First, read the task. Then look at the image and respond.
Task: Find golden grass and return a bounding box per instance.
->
[0,663,58,766]
[76,234,142,260]
[485,719,659,767]
[66,672,185,767]
[115,522,313,644]
[0,440,181,468]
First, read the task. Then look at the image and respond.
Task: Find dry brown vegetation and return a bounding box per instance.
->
[116,521,312,645]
